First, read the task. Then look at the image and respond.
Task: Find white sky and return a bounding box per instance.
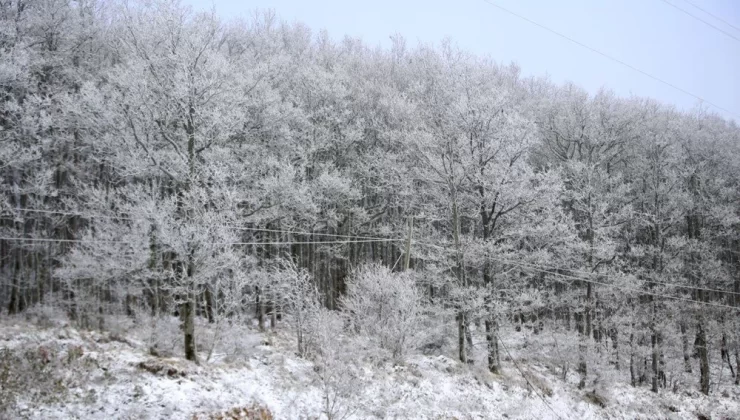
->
[184,0,740,121]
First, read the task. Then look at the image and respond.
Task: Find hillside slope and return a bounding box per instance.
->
[1,315,737,420]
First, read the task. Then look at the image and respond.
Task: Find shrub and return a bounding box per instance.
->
[277,262,321,358]
[0,342,97,417]
[310,308,362,420]
[341,264,423,361]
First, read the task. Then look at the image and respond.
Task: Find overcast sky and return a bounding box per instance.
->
[183,0,740,121]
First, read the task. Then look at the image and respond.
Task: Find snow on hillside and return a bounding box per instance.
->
[1,313,737,420]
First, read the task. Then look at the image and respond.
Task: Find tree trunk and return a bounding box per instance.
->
[585,281,593,339]
[651,320,660,393]
[181,98,198,363]
[629,326,636,387]
[485,316,499,373]
[681,321,692,373]
[721,332,735,379]
[270,291,277,329]
[578,333,587,389]
[457,311,467,364]
[611,327,620,371]
[484,264,499,373]
[7,247,21,314]
[182,294,196,362]
[735,341,739,386]
[182,246,197,362]
[452,197,467,364]
[696,321,709,395]
[204,286,215,324]
[579,281,593,389]
[257,287,265,331]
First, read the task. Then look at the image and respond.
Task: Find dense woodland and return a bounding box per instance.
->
[1,0,739,400]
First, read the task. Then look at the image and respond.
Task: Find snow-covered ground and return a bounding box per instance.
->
[1,314,737,419]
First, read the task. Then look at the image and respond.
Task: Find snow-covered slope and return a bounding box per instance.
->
[1,317,737,419]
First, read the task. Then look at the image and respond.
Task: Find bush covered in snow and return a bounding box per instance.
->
[0,337,98,417]
[341,264,424,361]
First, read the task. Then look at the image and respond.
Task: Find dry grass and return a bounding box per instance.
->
[136,358,189,378]
[191,403,274,420]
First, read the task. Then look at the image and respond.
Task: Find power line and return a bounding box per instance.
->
[224,226,397,242]
[498,256,740,297]
[6,209,739,304]
[681,0,740,33]
[9,207,740,259]
[3,235,737,310]
[658,0,740,43]
[0,237,132,244]
[412,240,739,309]
[413,240,740,298]
[229,239,399,246]
[480,0,740,120]
[487,255,740,311]
[413,239,740,310]
[493,257,740,310]
[0,236,401,246]
[2,207,401,242]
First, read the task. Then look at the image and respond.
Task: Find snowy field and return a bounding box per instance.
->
[1,311,737,420]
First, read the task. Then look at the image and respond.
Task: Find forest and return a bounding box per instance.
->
[1,0,739,416]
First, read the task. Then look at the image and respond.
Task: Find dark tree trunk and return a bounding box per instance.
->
[204,286,215,324]
[651,323,660,393]
[735,343,739,386]
[457,311,467,364]
[721,333,735,379]
[182,295,196,362]
[7,247,21,314]
[611,327,620,370]
[681,321,692,373]
[630,327,636,387]
[485,316,499,373]
[256,286,265,331]
[696,321,709,395]
[183,245,197,362]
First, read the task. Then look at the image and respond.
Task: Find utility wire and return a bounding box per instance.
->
[0,236,401,246]
[10,206,740,258]
[6,208,739,297]
[681,0,740,33]
[228,239,400,246]
[2,207,401,242]
[2,234,737,309]
[658,0,740,43]
[415,240,740,310]
[498,256,740,297]
[415,242,740,303]
[412,240,740,309]
[5,209,739,303]
[0,237,131,244]
[487,255,740,311]
[480,0,740,120]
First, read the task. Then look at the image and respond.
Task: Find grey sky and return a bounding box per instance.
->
[184,0,740,121]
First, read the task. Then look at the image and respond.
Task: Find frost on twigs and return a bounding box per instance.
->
[0,341,97,417]
[308,308,365,420]
[275,260,321,359]
[341,264,424,362]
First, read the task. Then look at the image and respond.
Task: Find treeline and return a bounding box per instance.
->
[1,0,738,395]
